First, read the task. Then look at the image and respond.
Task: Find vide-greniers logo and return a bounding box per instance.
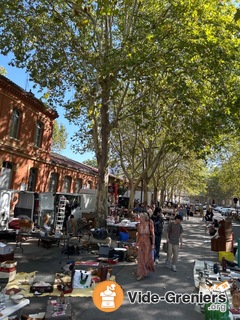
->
[93,285,227,312]
[127,290,227,305]
[92,280,124,312]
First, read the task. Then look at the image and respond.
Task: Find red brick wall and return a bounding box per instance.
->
[0,76,98,192]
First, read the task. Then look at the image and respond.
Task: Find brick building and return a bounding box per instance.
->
[0,75,118,193]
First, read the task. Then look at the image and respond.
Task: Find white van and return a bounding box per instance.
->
[38,189,97,229]
[0,189,38,230]
[71,189,97,219]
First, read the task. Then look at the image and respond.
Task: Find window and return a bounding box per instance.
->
[63,176,72,193]
[27,168,38,191]
[9,109,20,139]
[0,162,13,189]
[49,172,59,192]
[86,180,92,189]
[75,178,83,193]
[34,121,43,148]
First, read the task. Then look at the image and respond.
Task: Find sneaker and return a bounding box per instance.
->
[165,260,172,269]
[172,265,177,272]
[155,259,160,264]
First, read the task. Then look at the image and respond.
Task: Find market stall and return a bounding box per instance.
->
[194,259,240,319]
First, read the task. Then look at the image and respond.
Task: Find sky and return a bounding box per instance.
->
[0,53,94,163]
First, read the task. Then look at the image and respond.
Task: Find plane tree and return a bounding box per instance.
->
[207,135,240,203]
[0,0,240,226]
[51,122,68,153]
[111,115,208,208]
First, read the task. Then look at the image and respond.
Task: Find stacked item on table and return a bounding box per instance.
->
[55,273,73,294]
[30,273,55,294]
[194,260,240,319]
[0,242,14,262]
[45,298,72,320]
[0,260,17,282]
[97,245,118,264]
[19,218,34,233]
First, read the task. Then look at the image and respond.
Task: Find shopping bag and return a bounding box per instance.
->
[162,242,168,253]
[72,269,92,289]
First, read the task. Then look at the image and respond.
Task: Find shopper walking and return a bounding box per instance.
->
[136,212,155,280]
[165,214,183,272]
[151,207,164,264]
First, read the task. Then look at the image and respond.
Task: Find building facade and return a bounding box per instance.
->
[0,75,103,193]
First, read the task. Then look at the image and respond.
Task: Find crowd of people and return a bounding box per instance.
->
[42,197,212,281]
[134,202,184,280]
[133,201,219,280]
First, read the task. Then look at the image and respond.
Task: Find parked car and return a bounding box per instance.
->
[221,207,236,216]
[213,206,223,213]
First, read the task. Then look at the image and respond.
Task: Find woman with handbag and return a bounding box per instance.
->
[135,212,155,281]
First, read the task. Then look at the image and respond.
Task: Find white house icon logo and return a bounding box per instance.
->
[93,280,124,312]
[100,284,116,308]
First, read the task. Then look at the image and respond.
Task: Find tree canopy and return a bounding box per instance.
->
[51,121,68,153]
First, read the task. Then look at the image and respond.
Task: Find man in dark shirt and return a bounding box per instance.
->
[165,214,183,272]
[151,207,164,264]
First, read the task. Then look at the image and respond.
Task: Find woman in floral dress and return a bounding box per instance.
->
[136,211,155,280]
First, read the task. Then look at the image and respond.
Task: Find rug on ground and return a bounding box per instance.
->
[5,271,115,298]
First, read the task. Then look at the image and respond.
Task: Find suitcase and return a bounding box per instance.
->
[113,248,127,262]
[30,273,54,293]
[98,245,114,258]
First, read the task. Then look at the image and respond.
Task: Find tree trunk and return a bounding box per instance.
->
[96,168,109,227]
[153,185,158,205]
[143,179,148,205]
[128,184,137,209]
[160,187,165,206]
[95,81,111,227]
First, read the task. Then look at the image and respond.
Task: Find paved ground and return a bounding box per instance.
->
[3,215,238,320]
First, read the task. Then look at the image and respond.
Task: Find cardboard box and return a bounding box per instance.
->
[0,265,16,281]
[1,260,17,268]
[211,238,233,252]
[218,251,234,262]
[45,303,72,320]
[114,248,127,262]
[30,273,54,293]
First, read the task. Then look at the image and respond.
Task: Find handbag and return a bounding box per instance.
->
[149,221,153,245]
[162,242,168,253]
[149,234,153,245]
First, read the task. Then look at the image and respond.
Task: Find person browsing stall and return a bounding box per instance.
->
[205,205,214,222]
